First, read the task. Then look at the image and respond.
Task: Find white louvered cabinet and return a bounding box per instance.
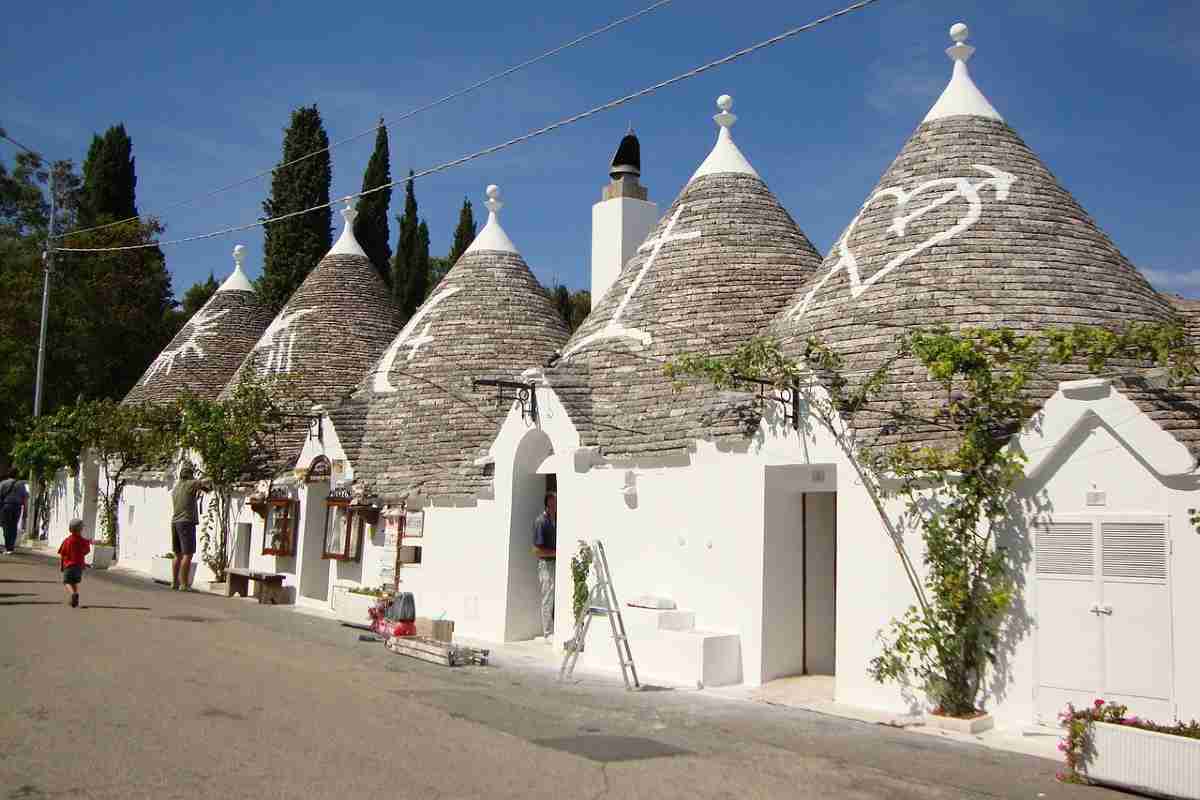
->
[1034,516,1175,723]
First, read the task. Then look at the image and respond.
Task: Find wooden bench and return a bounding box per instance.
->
[226,568,288,605]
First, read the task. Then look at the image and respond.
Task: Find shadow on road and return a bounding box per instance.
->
[0,579,58,584]
[0,592,37,598]
[81,605,152,611]
[0,601,61,606]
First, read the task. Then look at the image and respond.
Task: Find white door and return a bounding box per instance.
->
[1034,516,1174,722]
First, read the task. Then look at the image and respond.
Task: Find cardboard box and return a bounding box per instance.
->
[415,617,454,642]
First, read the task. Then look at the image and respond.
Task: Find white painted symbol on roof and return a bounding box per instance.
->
[141,306,232,382]
[563,204,701,358]
[788,164,1016,319]
[253,308,316,376]
[372,284,463,393]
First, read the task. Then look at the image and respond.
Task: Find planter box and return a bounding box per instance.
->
[88,545,114,570]
[925,712,994,735]
[1087,722,1200,799]
[333,587,379,628]
[150,557,196,586]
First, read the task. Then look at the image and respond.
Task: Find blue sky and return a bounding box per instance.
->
[3,0,1198,298]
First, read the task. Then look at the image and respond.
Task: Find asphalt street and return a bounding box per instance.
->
[0,552,1118,799]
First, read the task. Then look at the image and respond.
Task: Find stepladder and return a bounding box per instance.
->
[559,540,640,690]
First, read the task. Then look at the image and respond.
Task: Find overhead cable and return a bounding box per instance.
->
[54,0,678,241]
[56,0,882,254]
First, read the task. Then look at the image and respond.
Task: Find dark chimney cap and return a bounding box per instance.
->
[609,129,641,179]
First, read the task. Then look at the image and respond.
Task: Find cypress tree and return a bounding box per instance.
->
[258,105,332,313]
[355,119,392,283]
[392,171,423,316]
[409,220,430,316]
[181,272,220,317]
[447,197,476,266]
[79,124,137,228]
[72,129,176,398]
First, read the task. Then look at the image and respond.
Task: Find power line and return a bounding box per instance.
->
[54,0,678,241]
[56,0,884,254]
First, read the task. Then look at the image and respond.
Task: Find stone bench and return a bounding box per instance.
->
[226,568,288,605]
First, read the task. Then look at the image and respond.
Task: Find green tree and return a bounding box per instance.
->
[79,124,137,228]
[447,196,476,266]
[391,172,428,318]
[549,284,591,333]
[427,256,451,294]
[258,105,332,313]
[354,120,392,283]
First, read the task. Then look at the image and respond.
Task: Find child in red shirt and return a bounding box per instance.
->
[57,518,91,608]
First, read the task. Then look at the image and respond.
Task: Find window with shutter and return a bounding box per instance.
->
[1101,521,1167,581]
[1035,522,1094,576]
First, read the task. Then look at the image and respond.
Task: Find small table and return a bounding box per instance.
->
[226,568,287,605]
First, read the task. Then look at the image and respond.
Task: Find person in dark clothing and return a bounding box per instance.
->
[532,492,557,640]
[0,469,29,554]
[170,464,212,591]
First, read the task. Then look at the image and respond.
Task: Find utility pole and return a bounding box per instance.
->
[34,168,55,418]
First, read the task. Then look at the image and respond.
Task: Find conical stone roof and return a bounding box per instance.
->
[221,202,403,474]
[772,23,1183,454]
[354,185,569,503]
[124,245,274,405]
[549,96,822,459]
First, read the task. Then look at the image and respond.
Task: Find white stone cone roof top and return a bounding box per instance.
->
[464,185,518,254]
[690,95,759,181]
[329,199,367,257]
[923,23,1003,122]
[218,244,254,292]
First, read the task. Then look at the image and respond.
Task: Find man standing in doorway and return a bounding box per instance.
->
[532,492,557,642]
[171,464,211,591]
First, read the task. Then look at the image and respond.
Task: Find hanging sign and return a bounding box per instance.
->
[404,510,425,538]
[306,455,331,483]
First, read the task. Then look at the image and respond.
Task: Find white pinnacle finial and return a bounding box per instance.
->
[691,93,757,180]
[485,184,503,214]
[946,21,974,62]
[219,243,254,292]
[329,196,366,257]
[714,94,736,129]
[923,20,1003,122]
[465,183,518,254]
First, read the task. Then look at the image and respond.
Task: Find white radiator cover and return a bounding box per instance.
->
[1089,722,1200,799]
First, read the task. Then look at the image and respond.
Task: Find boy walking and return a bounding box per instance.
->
[58,518,91,608]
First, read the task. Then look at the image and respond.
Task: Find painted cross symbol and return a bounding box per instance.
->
[373,284,462,392]
[563,204,701,358]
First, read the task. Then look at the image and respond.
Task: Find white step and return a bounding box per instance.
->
[578,614,741,688]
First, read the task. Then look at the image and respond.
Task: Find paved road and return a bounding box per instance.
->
[1,553,1112,799]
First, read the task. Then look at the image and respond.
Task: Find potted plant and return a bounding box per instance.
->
[334,584,388,628]
[1059,699,1200,798]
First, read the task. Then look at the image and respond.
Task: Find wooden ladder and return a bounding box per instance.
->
[559,540,640,690]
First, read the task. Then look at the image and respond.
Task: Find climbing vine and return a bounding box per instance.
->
[668,322,1198,717]
[570,540,594,625]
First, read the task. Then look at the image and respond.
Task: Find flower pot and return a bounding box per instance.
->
[1086,721,1200,799]
[151,557,174,584]
[207,581,227,595]
[925,711,994,735]
[333,586,379,628]
[89,545,115,570]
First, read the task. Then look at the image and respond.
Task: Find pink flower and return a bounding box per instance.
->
[1057,741,1068,752]
[1094,698,1105,709]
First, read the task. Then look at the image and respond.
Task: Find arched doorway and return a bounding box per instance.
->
[298,456,332,605]
[505,429,555,641]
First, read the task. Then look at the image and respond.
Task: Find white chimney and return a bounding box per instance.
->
[590,128,657,304]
